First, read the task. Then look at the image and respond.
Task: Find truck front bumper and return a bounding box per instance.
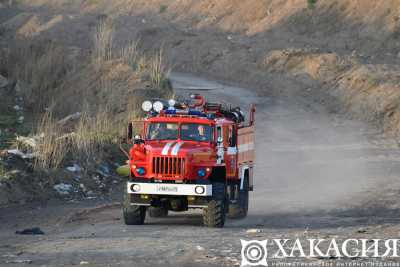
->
[127,182,213,196]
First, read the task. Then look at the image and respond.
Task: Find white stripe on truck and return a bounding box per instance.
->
[171,142,184,156]
[161,142,175,155]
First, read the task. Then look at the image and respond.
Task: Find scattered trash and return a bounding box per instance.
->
[7,149,35,159]
[13,105,22,111]
[196,245,205,251]
[80,261,90,265]
[54,183,73,195]
[66,164,81,172]
[16,227,44,235]
[96,164,110,176]
[116,164,129,177]
[17,116,24,123]
[79,183,87,192]
[246,228,262,234]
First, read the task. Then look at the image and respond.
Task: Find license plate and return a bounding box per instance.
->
[156,185,178,193]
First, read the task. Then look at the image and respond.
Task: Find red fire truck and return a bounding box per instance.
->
[122,94,255,227]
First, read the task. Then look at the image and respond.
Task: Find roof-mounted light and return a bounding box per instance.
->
[142,101,153,112]
[168,99,176,108]
[153,101,164,112]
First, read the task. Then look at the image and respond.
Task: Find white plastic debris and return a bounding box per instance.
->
[7,149,35,159]
[79,183,87,192]
[17,116,24,123]
[53,183,73,195]
[246,229,262,234]
[80,261,89,265]
[13,105,22,111]
[66,164,81,172]
[196,245,205,251]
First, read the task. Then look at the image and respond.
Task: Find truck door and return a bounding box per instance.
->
[225,124,238,178]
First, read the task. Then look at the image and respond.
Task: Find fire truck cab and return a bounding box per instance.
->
[122,94,255,228]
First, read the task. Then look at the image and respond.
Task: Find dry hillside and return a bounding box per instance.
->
[3,0,400,133]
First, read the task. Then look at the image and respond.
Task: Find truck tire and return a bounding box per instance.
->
[202,183,226,228]
[123,190,146,225]
[148,206,168,217]
[228,178,249,219]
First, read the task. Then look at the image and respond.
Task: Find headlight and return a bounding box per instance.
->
[136,167,146,175]
[142,100,153,112]
[153,101,164,112]
[131,184,141,192]
[195,186,205,195]
[197,168,206,177]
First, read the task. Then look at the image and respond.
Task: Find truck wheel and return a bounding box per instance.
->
[123,190,146,225]
[228,178,249,219]
[148,206,168,217]
[202,183,226,228]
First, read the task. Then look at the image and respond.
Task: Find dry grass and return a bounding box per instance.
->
[1,17,172,172]
[32,107,118,171]
[119,41,139,69]
[92,18,113,67]
[73,109,116,163]
[148,49,168,89]
[34,111,69,170]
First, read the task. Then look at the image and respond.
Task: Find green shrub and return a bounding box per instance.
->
[307,0,317,9]
[159,4,168,13]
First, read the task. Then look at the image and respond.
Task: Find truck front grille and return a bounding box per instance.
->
[152,156,186,177]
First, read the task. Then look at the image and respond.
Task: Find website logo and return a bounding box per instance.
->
[241,238,400,266]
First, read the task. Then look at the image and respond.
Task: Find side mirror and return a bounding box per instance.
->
[134,135,144,145]
[127,122,133,140]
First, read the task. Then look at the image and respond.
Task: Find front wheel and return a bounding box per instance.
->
[202,183,226,228]
[123,190,146,225]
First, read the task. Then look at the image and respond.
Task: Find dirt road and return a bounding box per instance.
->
[1,73,400,266]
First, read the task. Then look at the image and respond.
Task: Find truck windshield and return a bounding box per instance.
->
[146,123,179,140]
[146,122,213,142]
[181,123,213,142]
